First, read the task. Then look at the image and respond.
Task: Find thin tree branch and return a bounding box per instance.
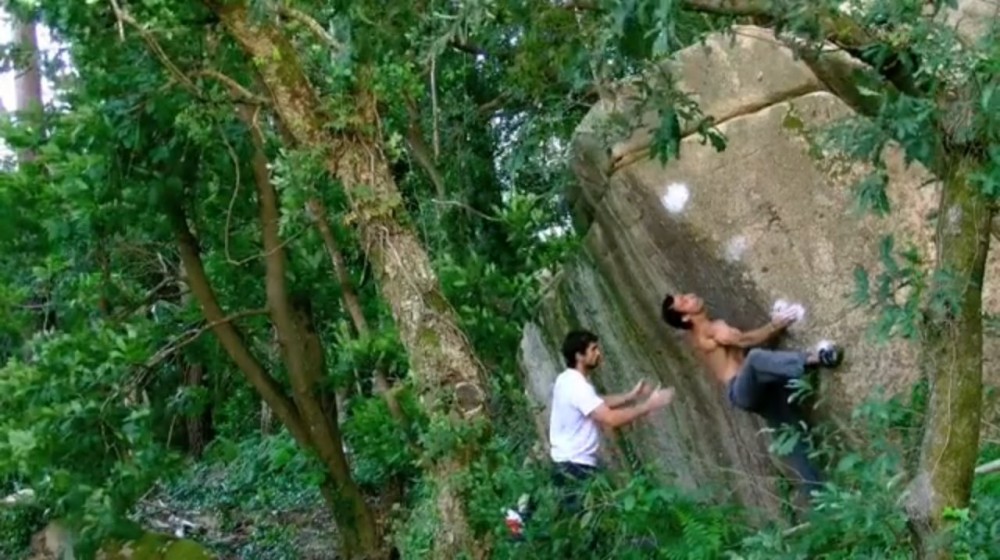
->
[559,0,609,11]
[974,458,1000,476]
[448,39,488,57]
[219,126,244,264]
[305,200,412,439]
[276,6,343,51]
[112,5,268,112]
[304,200,369,333]
[109,275,178,322]
[428,198,503,221]
[165,199,311,447]
[404,96,447,198]
[193,69,269,104]
[234,98,363,500]
[108,0,126,40]
[143,308,268,371]
[477,92,510,116]
[111,6,201,97]
[213,112,308,266]
[430,55,440,160]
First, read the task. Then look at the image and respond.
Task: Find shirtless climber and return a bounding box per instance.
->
[659,293,843,500]
[548,329,675,512]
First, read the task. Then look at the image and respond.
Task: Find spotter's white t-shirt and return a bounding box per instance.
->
[548,368,605,466]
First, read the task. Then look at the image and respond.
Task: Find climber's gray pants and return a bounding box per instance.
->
[727,348,822,495]
[728,348,808,410]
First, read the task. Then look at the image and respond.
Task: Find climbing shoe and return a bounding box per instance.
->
[816,340,843,368]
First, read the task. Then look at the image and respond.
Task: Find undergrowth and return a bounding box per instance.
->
[0,483,43,560]
[126,377,1000,560]
[150,434,333,560]
[433,382,999,559]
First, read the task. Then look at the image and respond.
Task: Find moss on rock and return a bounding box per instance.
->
[97,532,214,560]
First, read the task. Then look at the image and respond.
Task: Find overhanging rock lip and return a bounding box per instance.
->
[567,25,838,222]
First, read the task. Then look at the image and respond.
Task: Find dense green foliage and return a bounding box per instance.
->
[2,0,1000,558]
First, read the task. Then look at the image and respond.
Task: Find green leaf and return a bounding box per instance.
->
[652,106,682,164]
[982,85,995,112]
[852,265,871,306]
[8,429,37,458]
[623,493,636,512]
[878,235,898,276]
[854,170,891,217]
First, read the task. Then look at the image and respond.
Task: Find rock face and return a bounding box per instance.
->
[518,25,999,515]
[941,0,999,43]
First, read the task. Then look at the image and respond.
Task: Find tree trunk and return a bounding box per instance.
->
[307,198,405,422]
[306,198,411,525]
[184,362,211,458]
[177,262,213,457]
[210,3,491,556]
[260,399,275,435]
[904,158,992,559]
[263,325,281,434]
[293,297,380,558]
[170,200,384,558]
[308,199,369,333]
[306,197,367,427]
[10,16,48,348]
[13,17,43,164]
[239,101,381,558]
[168,203,311,445]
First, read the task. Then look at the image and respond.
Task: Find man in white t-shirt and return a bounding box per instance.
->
[548,329,675,513]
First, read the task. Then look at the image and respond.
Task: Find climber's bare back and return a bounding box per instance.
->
[686,320,745,385]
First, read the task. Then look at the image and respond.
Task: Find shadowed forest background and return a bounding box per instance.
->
[2,1,1000,559]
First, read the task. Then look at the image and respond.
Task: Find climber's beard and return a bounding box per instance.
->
[579,353,602,372]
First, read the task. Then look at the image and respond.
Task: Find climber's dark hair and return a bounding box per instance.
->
[562,329,599,368]
[661,294,692,330]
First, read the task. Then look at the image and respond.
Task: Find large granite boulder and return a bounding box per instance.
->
[519,25,1000,516]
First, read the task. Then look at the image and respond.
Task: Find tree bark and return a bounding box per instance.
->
[403,99,446,199]
[306,197,411,522]
[208,3,491,556]
[240,103,380,558]
[13,17,43,164]
[308,199,370,335]
[307,198,404,421]
[260,399,275,434]
[168,203,312,446]
[904,158,992,559]
[293,297,381,558]
[183,362,211,458]
[174,261,214,458]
